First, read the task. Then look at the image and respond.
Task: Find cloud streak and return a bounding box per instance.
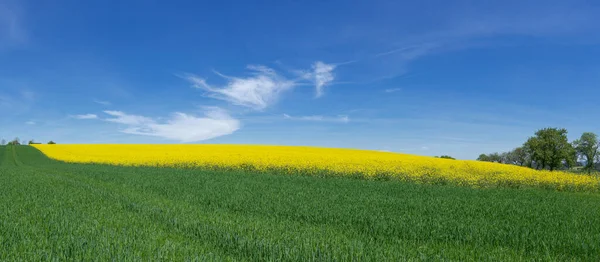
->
[93,99,111,106]
[184,65,295,111]
[384,88,402,93]
[104,110,153,125]
[71,114,98,120]
[183,61,338,110]
[304,61,336,98]
[332,3,600,84]
[283,113,349,123]
[103,108,240,142]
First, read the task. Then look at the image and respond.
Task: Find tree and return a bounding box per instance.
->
[498,152,506,163]
[524,128,574,171]
[478,148,529,166]
[573,132,599,172]
[510,147,528,166]
[8,137,21,145]
[476,153,502,163]
[477,154,490,161]
[522,142,536,168]
[438,155,455,160]
[48,141,56,144]
[566,145,578,169]
[488,152,503,163]
[28,140,41,145]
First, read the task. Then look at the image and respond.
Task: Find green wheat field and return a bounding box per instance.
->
[1,145,599,261]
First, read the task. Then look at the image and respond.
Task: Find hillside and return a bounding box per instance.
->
[1,145,599,260]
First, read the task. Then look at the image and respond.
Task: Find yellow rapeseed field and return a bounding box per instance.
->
[33,144,600,191]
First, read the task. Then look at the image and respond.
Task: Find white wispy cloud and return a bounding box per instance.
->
[342,3,600,84]
[104,110,154,125]
[374,46,417,58]
[384,88,402,93]
[297,61,336,98]
[283,113,349,123]
[184,61,338,110]
[25,121,35,125]
[184,65,295,111]
[93,99,111,106]
[71,114,98,120]
[310,62,336,98]
[103,108,240,142]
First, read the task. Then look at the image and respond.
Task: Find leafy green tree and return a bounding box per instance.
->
[524,128,574,171]
[477,154,490,161]
[573,132,599,172]
[523,142,537,168]
[480,148,528,166]
[438,155,455,160]
[48,141,56,144]
[488,152,503,163]
[499,152,508,164]
[510,147,528,166]
[477,153,504,163]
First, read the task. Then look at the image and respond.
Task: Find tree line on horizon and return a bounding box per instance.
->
[0,138,55,146]
[477,128,599,172]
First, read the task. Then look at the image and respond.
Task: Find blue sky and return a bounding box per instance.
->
[1,0,599,159]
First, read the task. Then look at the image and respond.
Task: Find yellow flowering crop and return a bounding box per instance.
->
[33,144,600,192]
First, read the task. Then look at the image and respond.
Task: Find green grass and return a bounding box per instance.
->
[1,145,600,260]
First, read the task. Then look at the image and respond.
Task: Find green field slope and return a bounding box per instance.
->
[1,145,600,261]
